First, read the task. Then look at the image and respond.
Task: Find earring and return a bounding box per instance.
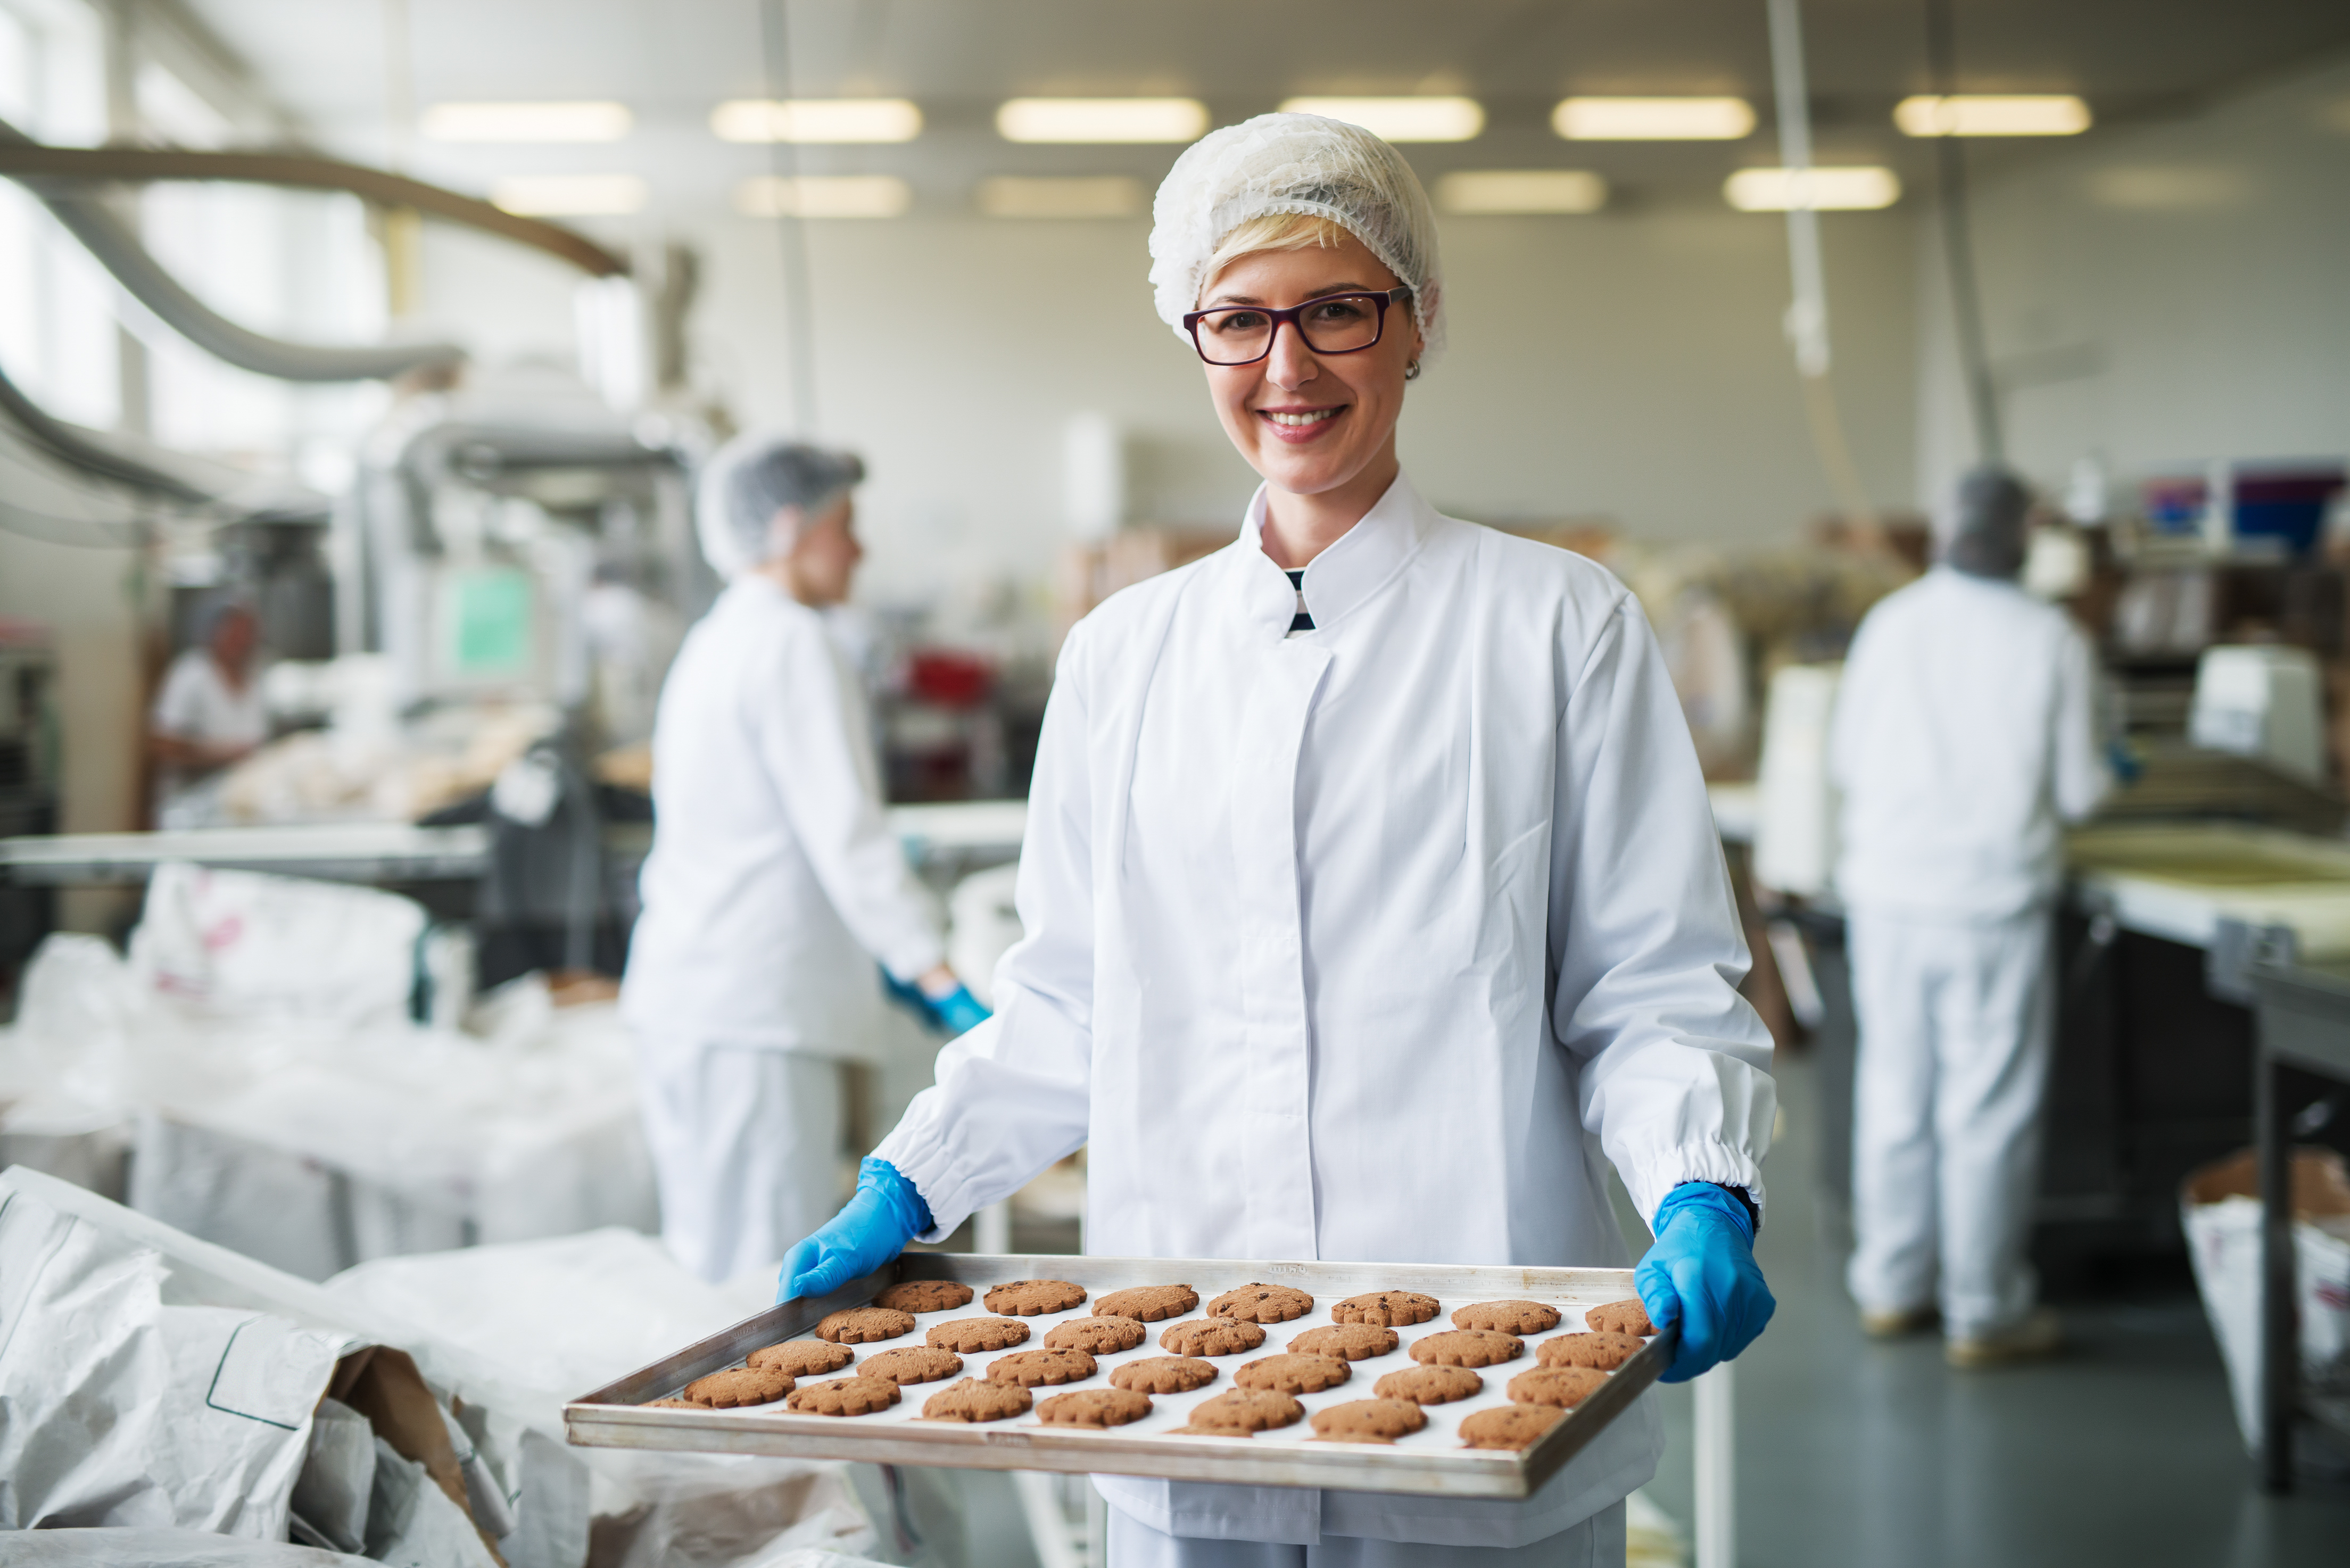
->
[1404,359,1422,381]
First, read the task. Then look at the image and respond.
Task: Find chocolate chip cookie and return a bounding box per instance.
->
[986,1348,1098,1388]
[1372,1365,1484,1405]
[983,1279,1087,1316]
[1451,1300,1563,1334]
[1176,1388,1304,1436]
[1460,1404,1562,1450]
[1095,1285,1199,1322]
[1409,1329,1524,1367]
[785,1375,901,1416]
[1331,1291,1441,1328]
[1507,1366,1608,1409]
[749,1340,856,1377]
[1310,1398,1427,1444]
[1207,1283,1314,1323]
[1111,1356,1219,1394]
[1038,1387,1154,1428]
[1159,1318,1266,1357]
[921,1377,1032,1423]
[1289,1324,1400,1362]
[816,1306,916,1345]
[1583,1299,1656,1337]
[1537,1332,1646,1371]
[859,1346,964,1385]
[683,1366,793,1407]
[874,1279,975,1314]
[1047,1316,1148,1355]
[928,1316,1031,1353]
[1234,1353,1352,1395]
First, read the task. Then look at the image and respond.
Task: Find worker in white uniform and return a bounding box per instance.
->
[150,601,267,822]
[621,436,987,1283]
[782,115,1780,1564]
[1831,466,2111,1366]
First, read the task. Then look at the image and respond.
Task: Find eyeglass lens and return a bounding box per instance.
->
[1193,294,1386,365]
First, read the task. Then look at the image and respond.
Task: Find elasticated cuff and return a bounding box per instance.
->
[859,1156,934,1238]
[1652,1181,1755,1246]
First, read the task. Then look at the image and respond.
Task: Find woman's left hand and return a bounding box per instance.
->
[1634,1182,1776,1383]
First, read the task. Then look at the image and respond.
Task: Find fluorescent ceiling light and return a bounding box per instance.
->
[996,98,1208,144]
[1724,167,1901,211]
[489,174,646,216]
[422,101,631,143]
[1436,170,1608,215]
[976,176,1144,219]
[1894,94,2091,137]
[735,174,911,219]
[1278,96,1484,142]
[710,98,922,144]
[1554,97,1753,140]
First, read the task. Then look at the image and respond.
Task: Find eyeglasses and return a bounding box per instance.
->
[1182,286,1412,367]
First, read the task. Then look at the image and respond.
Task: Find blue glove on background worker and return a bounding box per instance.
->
[1636,1181,1775,1383]
[881,967,991,1036]
[780,1157,929,1302]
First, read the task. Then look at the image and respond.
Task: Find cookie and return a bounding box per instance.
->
[1460,1404,1563,1450]
[1207,1283,1314,1323]
[860,1346,964,1385]
[1289,1324,1400,1362]
[816,1306,916,1345]
[1538,1332,1646,1371]
[1373,1365,1484,1405]
[646,1396,703,1409]
[1235,1353,1353,1395]
[1038,1387,1154,1428]
[921,1376,1032,1423]
[984,1279,1087,1316]
[929,1316,1031,1353]
[785,1375,900,1416]
[1452,1299,1563,1335]
[1508,1366,1608,1409]
[1111,1356,1219,1394]
[1331,1291,1441,1328]
[986,1348,1099,1388]
[1095,1285,1200,1322]
[875,1279,975,1314]
[1176,1388,1304,1436]
[749,1340,856,1377]
[1310,1398,1428,1445]
[1160,1318,1267,1357]
[1583,1299,1656,1337]
[1047,1316,1148,1355]
[1410,1330,1524,1367]
[682,1366,792,1407]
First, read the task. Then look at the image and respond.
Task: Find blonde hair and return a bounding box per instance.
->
[1201,213,1350,296]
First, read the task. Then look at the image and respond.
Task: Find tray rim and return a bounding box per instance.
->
[564,1253,1672,1499]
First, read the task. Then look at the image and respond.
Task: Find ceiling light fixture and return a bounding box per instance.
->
[996,98,1209,144]
[1553,97,1754,140]
[422,102,632,143]
[976,176,1145,219]
[735,174,912,219]
[710,98,923,144]
[489,174,646,216]
[1723,166,1901,211]
[1894,94,2091,136]
[1435,170,1608,215]
[1277,96,1484,142]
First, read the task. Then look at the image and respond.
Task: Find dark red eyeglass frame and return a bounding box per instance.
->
[1181,286,1413,366]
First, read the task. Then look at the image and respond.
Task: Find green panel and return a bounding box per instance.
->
[447,568,533,677]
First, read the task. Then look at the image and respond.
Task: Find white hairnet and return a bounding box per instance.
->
[1148,112,1445,364]
[694,431,865,580]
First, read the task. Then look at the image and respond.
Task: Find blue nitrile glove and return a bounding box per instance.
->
[1634,1182,1775,1384]
[881,966,932,1023]
[2107,737,2144,786]
[779,1157,934,1303]
[878,966,991,1038]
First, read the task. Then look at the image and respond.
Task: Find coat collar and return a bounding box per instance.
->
[1233,470,1438,638]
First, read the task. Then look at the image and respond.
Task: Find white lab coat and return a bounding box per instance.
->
[1830,567,2109,919]
[875,474,1776,1548]
[622,575,945,1050]
[624,577,944,1280]
[1828,567,2108,1337]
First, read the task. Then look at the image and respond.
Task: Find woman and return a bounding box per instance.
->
[622,435,983,1283]
[785,117,1776,1562]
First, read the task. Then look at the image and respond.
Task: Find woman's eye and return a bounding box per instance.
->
[1211,311,1268,334]
[1309,300,1368,323]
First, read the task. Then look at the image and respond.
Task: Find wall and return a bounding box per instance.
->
[1914,54,2350,523]
[648,196,1918,601]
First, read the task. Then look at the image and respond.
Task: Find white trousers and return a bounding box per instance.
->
[1107,1500,1625,1568]
[633,1037,843,1283]
[1844,907,2055,1338]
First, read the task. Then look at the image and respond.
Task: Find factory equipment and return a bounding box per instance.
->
[2189,644,2329,786]
[0,620,58,989]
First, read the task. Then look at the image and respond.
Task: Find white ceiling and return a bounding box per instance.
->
[173,0,2350,219]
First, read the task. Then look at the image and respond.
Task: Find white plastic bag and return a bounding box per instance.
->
[2182,1148,2350,1449]
[131,860,425,1025]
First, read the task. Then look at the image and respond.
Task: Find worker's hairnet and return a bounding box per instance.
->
[1946,466,2031,579]
[695,432,866,580]
[1148,113,1445,365]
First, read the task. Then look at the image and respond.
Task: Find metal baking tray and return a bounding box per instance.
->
[566,1255,1672,1499]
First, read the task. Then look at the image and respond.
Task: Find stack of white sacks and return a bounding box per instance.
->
[0,862,656,1277]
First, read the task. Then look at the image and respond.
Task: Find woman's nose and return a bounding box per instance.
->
[1264,320,1319,391]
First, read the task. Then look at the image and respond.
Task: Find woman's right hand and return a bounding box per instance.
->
[779,1157,933,1302]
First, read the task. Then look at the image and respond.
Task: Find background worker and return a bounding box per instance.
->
[621,435,985,1283]
[1831,465,2112,1366]
[149,601,267,825]
[779,114,1777,1565]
